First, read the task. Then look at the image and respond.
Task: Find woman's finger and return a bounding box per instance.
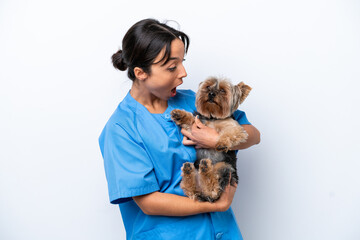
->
[194,116,205,129]
[181,128,192,138]
[195,143,209,149]
[183,136,196,145]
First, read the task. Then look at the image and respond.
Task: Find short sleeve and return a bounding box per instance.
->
[99,123,160,204]
[233,110,251,125]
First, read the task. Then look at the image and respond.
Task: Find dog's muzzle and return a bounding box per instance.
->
[208,92,216,102]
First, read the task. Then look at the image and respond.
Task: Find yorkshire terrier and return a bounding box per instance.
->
[171,77,252,202]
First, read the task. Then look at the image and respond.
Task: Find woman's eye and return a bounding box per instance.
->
[168,66,177,72]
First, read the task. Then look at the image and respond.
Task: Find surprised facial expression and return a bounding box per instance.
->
[143,38,187,100]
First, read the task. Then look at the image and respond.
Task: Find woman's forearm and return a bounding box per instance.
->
[133,192,214,216]
[133,184,236,216]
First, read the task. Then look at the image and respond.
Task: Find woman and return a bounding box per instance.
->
[99,18,260,240]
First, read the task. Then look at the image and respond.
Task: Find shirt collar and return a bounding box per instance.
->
[123,90,175,121]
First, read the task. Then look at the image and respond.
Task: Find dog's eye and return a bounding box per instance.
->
[206,86,211,90]
[220,89,226,94]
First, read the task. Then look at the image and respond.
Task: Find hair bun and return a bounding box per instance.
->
[111,49,128,71]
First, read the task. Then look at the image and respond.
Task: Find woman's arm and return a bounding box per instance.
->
[181,117,261,150]
[133,183,236,216]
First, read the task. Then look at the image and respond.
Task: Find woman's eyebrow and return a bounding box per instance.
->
[164,57,180,66]
[169,56,186,62]
[168,57,180,61]
[165,57,185,66]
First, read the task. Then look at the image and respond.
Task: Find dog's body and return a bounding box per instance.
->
[171,77,251,202]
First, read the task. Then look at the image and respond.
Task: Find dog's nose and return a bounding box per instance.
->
[208,92,216,99]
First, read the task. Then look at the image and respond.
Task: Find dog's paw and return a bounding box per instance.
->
[215,137,232,152]
[199,159,212,173]
[181,162,194,175]
[170,109,185,122]
[171,109,195,128]
[238,130,249,143]
[231,127,248,145]
[215,144,229,152]
[215,141,231,152]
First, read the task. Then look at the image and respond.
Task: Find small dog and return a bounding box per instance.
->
[171,77,252,202]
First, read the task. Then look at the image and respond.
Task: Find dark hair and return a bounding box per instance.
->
[111,18,190,81]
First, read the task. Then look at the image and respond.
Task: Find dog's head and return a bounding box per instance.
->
[195,77,252,119]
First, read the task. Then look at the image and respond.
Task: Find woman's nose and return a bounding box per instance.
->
[179,63,187,78]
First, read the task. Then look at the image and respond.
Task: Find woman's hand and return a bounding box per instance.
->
[182,117,260,150]
[181,116,219,149]
[213,182,237,212]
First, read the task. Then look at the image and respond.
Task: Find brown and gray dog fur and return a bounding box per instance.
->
[171,77,252,202]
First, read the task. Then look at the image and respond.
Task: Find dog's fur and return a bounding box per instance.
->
[171,77,252,202]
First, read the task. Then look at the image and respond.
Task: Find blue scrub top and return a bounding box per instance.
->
[99,89,251,240]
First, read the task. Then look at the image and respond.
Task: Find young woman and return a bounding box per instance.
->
[99,18,260,240]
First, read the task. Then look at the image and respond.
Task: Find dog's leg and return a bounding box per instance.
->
[180,162,198,200]
[215,125,248,152]
[198,159,223,202]
[170,109,195,131]
[214,162,234,191]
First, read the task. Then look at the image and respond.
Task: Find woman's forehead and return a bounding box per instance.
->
[170,39,185,56]
[153,39,185,65]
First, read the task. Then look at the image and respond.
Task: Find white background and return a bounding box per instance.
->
[1,0,359,239]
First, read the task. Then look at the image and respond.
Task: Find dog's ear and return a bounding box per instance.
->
[237,82,252,104]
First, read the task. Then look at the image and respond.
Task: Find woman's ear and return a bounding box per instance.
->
[134,67,148,81]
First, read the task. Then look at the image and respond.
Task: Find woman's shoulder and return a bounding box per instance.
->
[100,99,140,141]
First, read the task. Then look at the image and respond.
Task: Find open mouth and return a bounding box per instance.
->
[171,81,183,97]
[171,87,177,97]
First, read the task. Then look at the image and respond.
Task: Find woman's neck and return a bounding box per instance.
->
[130,82,168,114]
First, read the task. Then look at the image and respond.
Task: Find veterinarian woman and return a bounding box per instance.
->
[99,18,260,240]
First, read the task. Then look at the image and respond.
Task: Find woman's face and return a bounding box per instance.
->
[144,38,187,100]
